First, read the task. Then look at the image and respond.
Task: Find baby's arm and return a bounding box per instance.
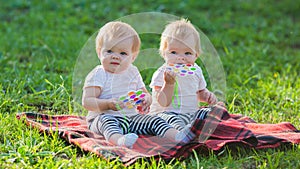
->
[82,86,122,112]
[155,70,176,107]
[196,88,217,105]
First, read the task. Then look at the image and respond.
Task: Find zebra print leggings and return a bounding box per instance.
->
[88,114,173,140]
[157,107,212,130]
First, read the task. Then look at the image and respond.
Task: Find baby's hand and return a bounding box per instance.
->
[108,98,125,111]
[164,70,176,85]
[137,93,152,114]
[197,89,218,105]
[207,92,217,105]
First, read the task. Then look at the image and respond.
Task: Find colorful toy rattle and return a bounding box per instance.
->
[119,90,146,109]
[166,63,197,76]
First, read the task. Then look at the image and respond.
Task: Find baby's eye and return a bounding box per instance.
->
[185,52,192,55]
[170,51,177,54]
[107,50,113,54]
[120,52,128,56]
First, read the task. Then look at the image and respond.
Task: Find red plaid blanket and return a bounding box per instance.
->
[16,105,300,166]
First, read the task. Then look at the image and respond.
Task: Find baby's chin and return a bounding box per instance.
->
[103,67,127,74]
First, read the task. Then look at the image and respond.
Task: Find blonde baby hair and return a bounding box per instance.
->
[95,21,141,59]
[159,19,202,57]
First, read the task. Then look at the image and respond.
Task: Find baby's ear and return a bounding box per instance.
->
[161,50,167,58]
[131,52,138,62]
[97,50,101,59]
[131,55,137,62]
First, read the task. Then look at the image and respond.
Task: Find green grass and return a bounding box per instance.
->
[1,0,300,168]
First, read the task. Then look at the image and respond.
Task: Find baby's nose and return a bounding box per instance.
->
[111,54,120,59]
[177,55,185,60]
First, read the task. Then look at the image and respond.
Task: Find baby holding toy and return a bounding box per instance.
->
[150,19,218,131]
[82,21,196,148]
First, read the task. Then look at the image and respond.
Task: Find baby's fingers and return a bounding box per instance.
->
[208,93,217,105]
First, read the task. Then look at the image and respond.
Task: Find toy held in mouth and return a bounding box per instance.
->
[119,90,146,109]
[166,63,197,76]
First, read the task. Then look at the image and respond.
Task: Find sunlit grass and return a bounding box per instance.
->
[1,0,299,168]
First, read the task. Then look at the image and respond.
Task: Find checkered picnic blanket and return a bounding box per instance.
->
[17,104,300,166]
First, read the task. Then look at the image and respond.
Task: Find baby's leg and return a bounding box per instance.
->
[164,126,195,143]
[114,133,138,148]
[90,114,138,148]
[113,116,138,148]
[130,114,173,136]
[130,114,195,143]
[157,112,187,130]
[193,107,212,120]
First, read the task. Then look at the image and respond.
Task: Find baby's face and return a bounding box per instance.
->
[163,36,197,65]
[99,38,135,73]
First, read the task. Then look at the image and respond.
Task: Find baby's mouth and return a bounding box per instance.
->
[110,62,120,65]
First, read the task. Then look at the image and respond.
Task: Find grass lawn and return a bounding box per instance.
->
[1,0,299,168]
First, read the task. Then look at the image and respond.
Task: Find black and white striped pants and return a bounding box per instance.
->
[88,114,173,140]
[157,107,212,130]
